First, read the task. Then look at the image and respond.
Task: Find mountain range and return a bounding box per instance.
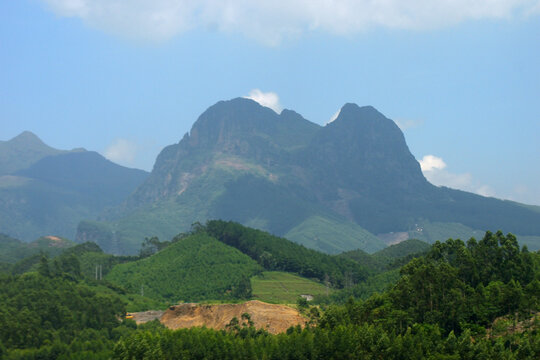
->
[74,98,540,254]
[0,132,148,241]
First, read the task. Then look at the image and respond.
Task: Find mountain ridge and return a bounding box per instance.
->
[0,134,149,242]
[83,98,540,254]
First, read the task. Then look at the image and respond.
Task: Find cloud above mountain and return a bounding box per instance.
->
[103,138,139,167]
[41,0,540,44]
[420,154,495,197]
[244,89,282,113]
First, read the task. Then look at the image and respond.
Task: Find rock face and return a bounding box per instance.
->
[91,97,540,254]
[159,301,307,334]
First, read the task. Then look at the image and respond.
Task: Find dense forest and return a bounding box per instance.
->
[0,228,538,359]
[205,220,369,287]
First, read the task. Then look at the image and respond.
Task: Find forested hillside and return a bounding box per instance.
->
[116,231,540,359]
[106,232,262,302]
[339,238,430,273]
[0,229,538,358]
[205,220,369,287]
[0,234,73,265]
[0,133,148,242]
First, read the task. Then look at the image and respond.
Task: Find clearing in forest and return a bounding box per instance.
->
[251,271,329,304]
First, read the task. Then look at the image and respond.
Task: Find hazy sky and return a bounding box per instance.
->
[1,0,539,205]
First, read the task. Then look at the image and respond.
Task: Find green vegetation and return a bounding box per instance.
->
[0,228,538,358]
[113,231,540,360]
[114,320,540,360]
[373,238,430,259]
[0,258,128,359]
[205,220,369,288]
[106,232,262,302]
[284,215,384,254]
[251,271,329,304]
[0,131,65,175]
[408,221,485,244]
[0,148,147,243]
[339,239,430,273]
[0,233,74,264]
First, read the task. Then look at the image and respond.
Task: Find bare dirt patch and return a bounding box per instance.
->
[45,236,62,242]
[131,310,165,324]
[158,300,307,334]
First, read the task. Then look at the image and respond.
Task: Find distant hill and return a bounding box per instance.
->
[0,233,74,264]
[0,131,80,175]
[0,134,149,242]
[339,239,430,273]
[79,98,540,254]
[106,232,262,302]
[104,221,369,303]
[373,239,431,260]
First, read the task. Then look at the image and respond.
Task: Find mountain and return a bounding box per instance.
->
[79,98,540,254]
[0,133,149,242]
[0,233,74,264]
[0,131,82,175]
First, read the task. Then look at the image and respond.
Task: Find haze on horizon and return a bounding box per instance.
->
[1,0,539,205]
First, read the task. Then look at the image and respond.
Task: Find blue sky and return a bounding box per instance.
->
[1,0,539,205]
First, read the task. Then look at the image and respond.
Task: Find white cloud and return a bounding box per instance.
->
[40,0,540,44]
[394,118,423,131]
[527,1,540,15]
[419,155,446,172]
[244,89,282,113]
[326,109,341,125]
[103,138,138,166]
[420,154,496,197]
[476,185,495,197]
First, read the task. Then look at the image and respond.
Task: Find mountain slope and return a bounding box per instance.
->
[0,233,74,264]
[106,232,262,302]
[82,98,540,254]
[0,144,148,241]
[0,131,78,175]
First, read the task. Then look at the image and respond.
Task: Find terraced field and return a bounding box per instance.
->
[251,271,329,304]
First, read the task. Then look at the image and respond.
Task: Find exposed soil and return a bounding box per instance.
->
[133,300,307,334]
[44,236,62,242]
[131,310,165,324]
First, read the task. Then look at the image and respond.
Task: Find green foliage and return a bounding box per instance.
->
[373,238,431,259]
[346,232,540,335]
[1,228,539,358]
[0,271,125,354]
[284,215,385,254]
[0,233,74,264]
[0,131,64,175]
[112,322,540,360]
[339,239,430,274]
[205,220,369,288]
[0,149,148,243]
[106,233,262,302]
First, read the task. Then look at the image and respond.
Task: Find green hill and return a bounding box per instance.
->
[339,239,430,274]
[0,131,70,175]
[106,232,262,302]
[0,233,74,264]
[205,220,369,287]
[284,215,384,254]
[0,150,148,242]
[373,239,430,259]
[337,248,386,272]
